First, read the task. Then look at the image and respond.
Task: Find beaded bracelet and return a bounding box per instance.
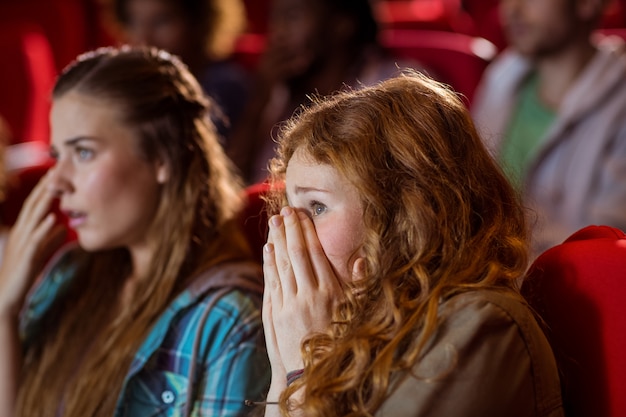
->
[286,368,305,387]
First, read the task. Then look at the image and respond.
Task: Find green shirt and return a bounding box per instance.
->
[501,73,556,188]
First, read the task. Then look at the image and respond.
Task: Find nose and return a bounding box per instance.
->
[47,159,74,196]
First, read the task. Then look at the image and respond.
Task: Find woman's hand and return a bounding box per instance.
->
[0,171,66,317]
[262,206,345,376]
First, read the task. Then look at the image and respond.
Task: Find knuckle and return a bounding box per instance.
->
[288,245,308,263]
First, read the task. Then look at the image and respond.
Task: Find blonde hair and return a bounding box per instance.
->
[17,46,250,417]
[267,71,529,416]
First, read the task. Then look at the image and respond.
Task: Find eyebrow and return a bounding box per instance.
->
[50,136,100,155]
[293,185,331,195]
[63,136,98,147]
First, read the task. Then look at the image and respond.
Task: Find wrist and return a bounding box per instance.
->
[286,368,304,387]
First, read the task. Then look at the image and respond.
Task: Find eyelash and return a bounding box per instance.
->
[75,147,94,161]
[309,201,327,217]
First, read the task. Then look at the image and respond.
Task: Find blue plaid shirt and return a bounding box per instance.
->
[21,247,271,417]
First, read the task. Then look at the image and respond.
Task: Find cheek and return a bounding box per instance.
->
[80,159,151,208]
[315,218,364,280]
[80,166,118,202]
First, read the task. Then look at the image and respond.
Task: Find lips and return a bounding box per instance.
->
[62,209,87,229]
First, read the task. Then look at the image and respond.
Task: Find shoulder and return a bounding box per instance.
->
[432,289,553,364]
[434,290,556,375]
[189,287,263,335]
[379,289,563,417]
[438,289,536,330]
[167,261,264,349]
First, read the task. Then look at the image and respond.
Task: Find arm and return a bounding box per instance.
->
[0,171,66,416]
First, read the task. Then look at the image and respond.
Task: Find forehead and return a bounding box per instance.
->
[285,148,355,194]
[50,92,135,146]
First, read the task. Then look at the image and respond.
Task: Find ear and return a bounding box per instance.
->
[155,159,170,184]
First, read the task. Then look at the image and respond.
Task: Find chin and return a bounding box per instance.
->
[76,233,114,252]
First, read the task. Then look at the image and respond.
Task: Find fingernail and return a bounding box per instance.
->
[297,210,308,221]
[264,243,274,253]
[281,206,293,216]
[270,215,282,227]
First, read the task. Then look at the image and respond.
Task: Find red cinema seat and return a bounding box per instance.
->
[375,0,474,34]
[0,0,88,71]
[381,29,497,106]
[0,22,56,145]
[239,182,271,265]
[522,225,626,417]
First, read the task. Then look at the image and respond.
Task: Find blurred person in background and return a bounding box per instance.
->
[108,0,251,144]
[472,0,626,256]
[227,0,430,185]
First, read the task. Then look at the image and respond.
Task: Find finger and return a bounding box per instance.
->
[351,258,366,282]
[282,207,318,292]
[268,212,297,296]
[261,291,286,377]
[33,223,67,269]
[295,210,339,292]
[263,241,283,309]
[13,171,56,230]
[15,213,56,263]
[29,213,56,250]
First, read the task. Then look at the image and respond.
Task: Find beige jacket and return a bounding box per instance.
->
[377,290,564,417]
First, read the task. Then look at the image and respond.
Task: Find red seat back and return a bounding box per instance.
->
[0,0,88,71]
[522,225,626,417]
[375,0,474,33]
[0,22,56,144]
[239,182,272,265]
[381,29,497,106]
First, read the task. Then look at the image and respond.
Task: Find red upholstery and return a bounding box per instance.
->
[233,33,266,71]
[242,0,270,35]
[0,0,88,71]
[239,182,272,265]
[0,22,56,144]
[522,225,626,417]
[380,29,497,106]
[594,27,626,43]
[375,0,474,34]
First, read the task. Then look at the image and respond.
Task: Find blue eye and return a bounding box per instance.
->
[76,147,94,161]
[311,202,326,216]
